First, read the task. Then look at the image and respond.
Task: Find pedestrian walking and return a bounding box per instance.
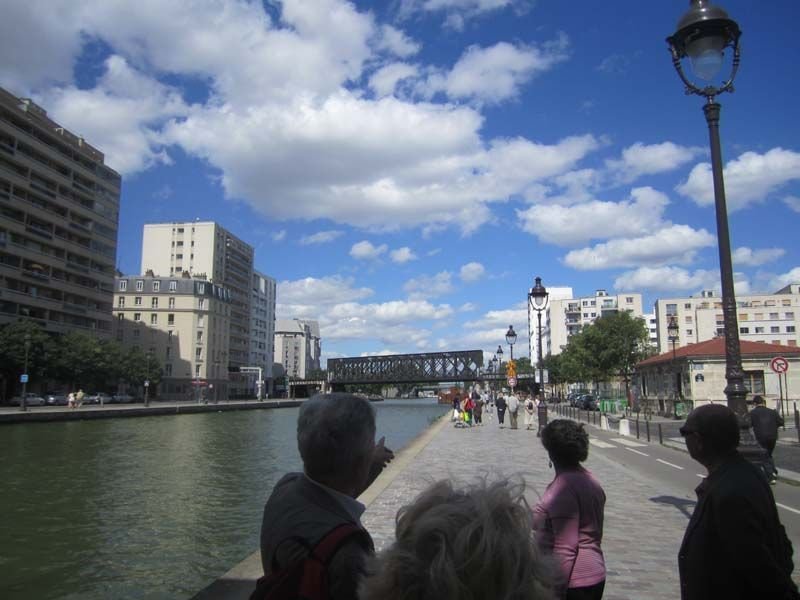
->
[678,404,798,599]
[533,419,606,600]
[452,395,461,422]
[749,395,784,483]
[524,395,536,430]
[76,389,85,408]
[473,393,484,426]
[496,394,507,428]
[484,391,494,423]
[507,390,520,430]
[67,391,76,409]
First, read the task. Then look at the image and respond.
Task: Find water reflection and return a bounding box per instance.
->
[0,398,447,599]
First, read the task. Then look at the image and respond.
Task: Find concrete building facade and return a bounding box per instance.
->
[274,319,321,380]
[140,221,254,396]
[114,274,231,400]
[0,87,120,336]
[653,285,799,354]
[250,270,276,395]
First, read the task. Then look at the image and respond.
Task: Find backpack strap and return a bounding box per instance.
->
[299,523,371,599]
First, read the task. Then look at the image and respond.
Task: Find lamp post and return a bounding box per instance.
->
[505,325,517,361]
[528,277,549,399]
[668,316,680,418]
[144,350,151,407]
[667,0,764,464]
[20,333,31,412]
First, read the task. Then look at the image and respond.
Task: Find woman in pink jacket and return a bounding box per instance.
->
[532,420,606,599]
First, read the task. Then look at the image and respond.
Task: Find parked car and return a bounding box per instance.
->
[44,392,68,406]
[84,392,113,405]
[568,390,589,407]
[577,394,598,411]
[9,393,46,407]
[111,393,135,404]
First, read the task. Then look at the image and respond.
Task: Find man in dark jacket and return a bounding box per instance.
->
[678,404,798,600]
[750,394,784,483]
[260,393,394,600]
[495,393,507,428]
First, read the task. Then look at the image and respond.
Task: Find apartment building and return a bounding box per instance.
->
[140,221,254,395]
[0,87,120,335]
[274,319,321,380]
[545,289,645,357]
[114,273,231,400]
[653,284,800,353]
[250,270,276,395]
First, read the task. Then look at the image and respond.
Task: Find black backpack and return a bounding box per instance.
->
[250,523,371,600]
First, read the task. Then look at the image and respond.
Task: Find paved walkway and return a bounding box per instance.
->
[362,414,688,600]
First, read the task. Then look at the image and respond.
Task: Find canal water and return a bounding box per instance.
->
[0,398,448,600]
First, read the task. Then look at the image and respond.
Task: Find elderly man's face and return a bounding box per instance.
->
[681,415,704,463]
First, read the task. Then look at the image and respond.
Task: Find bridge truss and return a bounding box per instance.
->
[328,350,484,386]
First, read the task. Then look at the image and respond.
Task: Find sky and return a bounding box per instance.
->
[1,0,798,366]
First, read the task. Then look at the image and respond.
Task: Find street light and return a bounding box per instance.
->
[144,350,151,407]
[667,1,764,463]
[668,316,680,418]
[505,325,517,361]
[528,277,549,398]
[20,333,31,412]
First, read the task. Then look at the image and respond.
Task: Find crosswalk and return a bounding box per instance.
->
[589,436,648,449]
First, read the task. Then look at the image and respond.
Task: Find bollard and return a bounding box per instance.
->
[658,423,664,445]
[646,420,651,442]
[795,405,800,444]
[636,418,640,439]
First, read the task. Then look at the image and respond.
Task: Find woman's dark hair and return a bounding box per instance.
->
[540,419,589,467]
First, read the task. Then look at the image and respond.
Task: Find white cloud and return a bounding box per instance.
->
[518,186,670,246]
[404,271,454,299]
[272,230,287,242]
[369,62,418,97]
[783,196,800,213]
[564,225,716,271]
[732,247,785,267]
[390,247,418,263]
[299,230,344,245]
[606,141,703,184]
[765,267,800,292]
[459,302,477,312]
[375,25,420,58]
[399,0,526,30]
[350,240,388,260]
[460,261,485,282]
[419,36,569,105]
[676,148,800,211]
[614,267,750,295]
[464,306,528,329]
[277,276,373,308]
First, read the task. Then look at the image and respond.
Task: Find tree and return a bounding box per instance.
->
[0,320,51,399]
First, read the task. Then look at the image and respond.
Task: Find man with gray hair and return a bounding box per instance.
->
[258,393,394,599]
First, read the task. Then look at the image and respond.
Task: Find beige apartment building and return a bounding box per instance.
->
[114,273,231,401]
[274,319,321,380]
[0,87,120,335]
[140,221,254,396]
[653,284,799,354]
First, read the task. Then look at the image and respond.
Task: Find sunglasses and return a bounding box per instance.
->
[679,426,697,437]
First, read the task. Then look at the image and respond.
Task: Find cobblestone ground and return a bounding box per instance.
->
[362,415,690,600]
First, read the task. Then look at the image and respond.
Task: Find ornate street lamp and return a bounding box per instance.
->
[20,333,31,412]
[667,1,764,463]
[505,325,517,361]
[668,317,681,418]
[528,277,549,397]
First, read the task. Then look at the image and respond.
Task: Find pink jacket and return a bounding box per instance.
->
[532,467,606,590]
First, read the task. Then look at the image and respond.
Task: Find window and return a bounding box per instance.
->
[136,280,144,291]
[166,347,172,358]
[175,254,183,259]
[168,314,175,325]
[134,312,141,322]
[195,364,201,376]
[150,314,158,325]
[134,296,142,306]
[583,313,589,318]
[195,347,202,359]
[770,312,779,320]
[666,303,678,316]
[773,340,782,345]
[582,300,588,307]
[165,363,172,376]
[739,313,748,321]
[198,315,204,328]
[119,280,127,291]
[168,297,175,309]
[197,331,203,343]
[685,316,693,324]
[789,340,798,347]
[686,329,693,336]
[755,313,764,320]
[117,313,124,321]
[743,371,765,395]
[153,281,160,292]
[198,283,205,294]
[176,241,183,247]
[118,297,125,307]
[787,312,795,319]
[151,297,158,308]
[740,327,749,334]
[168,330,174,341]
[771,326,780,333]
[684,303,692,309]
[755,327,765,334]
[169,280,177,292]
[626,297,634,303]
[133,329,140,338]
[198,298,205,310]
[788,326,796,333]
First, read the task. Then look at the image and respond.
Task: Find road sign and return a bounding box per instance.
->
[771,356,789,374]
[144,380,150,387]
[20,374,28,383]
[507,376,517,387]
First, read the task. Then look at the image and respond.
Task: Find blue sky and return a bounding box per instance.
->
[2,0,798,364]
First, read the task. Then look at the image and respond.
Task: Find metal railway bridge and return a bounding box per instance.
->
[327,350,488,388]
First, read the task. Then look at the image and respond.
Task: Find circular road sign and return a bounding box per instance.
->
[771,356,789,374]
[507,376,518,387]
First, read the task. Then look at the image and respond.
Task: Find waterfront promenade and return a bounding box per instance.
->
[197,411,698,600]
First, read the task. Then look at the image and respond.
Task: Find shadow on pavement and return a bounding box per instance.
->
[650,495,696,520]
